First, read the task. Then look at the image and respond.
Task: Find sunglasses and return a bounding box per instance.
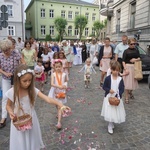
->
[130,43,136,46]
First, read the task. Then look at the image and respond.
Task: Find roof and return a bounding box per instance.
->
[25,0,98,12]
[50,0,98,6]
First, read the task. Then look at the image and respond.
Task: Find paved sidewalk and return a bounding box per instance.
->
[0,65,150,150]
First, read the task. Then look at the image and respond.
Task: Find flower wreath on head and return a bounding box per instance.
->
[17,69,34,77]
[54,59,62,63]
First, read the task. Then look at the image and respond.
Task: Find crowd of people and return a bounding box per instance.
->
[0,34,141,149]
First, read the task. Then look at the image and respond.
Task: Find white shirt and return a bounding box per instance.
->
[48,51,54,61]
[34,65,44,73]
[41,54,50,62]
[16,41,24,53]
[114,42,129,58]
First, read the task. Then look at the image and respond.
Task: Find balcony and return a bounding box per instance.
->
[100,0,114,17]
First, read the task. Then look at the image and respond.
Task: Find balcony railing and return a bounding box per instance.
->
[100,0,114,17]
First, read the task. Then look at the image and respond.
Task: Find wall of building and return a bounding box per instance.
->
[108,0,150,50]
[25,0,99,40]
[0,0,24,40]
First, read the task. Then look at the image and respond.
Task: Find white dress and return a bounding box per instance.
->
[5,88,45,150]
[48,72,67,104]
[101,76,126,124]
[73,47,82,65]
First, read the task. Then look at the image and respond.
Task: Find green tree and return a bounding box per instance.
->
[104,19,107,27]
[93,21,104,39]
[45,34,52,41]
[74,15,88,40]
[54,17,67,41]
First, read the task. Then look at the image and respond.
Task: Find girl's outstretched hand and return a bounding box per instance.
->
[60,105,71,115]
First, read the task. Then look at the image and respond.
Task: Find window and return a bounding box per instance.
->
[85,13,89,20]
[75,12,79,17]
[92,13,96,21]
[68,26,72,36]
[74,28,78,36]
[130,2,136,29]
[85,28,89,36]
[41,25,45,35]
[68,11,73,19]
[49,9,54,18]
[92,28,95,35]
[50,26,54,35]
[116,9,121,33]
[8,26,15,36]
[61,10,65,18]
[41,9,45,18]
[7,5,13,17]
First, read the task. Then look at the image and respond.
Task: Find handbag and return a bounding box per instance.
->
[134,61,143,80]
[35,73,42,78]
[92,56,98,65]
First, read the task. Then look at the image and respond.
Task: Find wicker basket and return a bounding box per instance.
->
[35,73,42,78]
[13,107,32,131]
[109,97,120,106]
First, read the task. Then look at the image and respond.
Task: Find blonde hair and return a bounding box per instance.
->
[0,39,12,51]
[86,57,91,63]
[13,64,35,106]
[128,38,136,45]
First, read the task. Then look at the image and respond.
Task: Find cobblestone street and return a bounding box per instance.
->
[0,65,150,150]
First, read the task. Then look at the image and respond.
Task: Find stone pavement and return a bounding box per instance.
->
[0,65,150,150]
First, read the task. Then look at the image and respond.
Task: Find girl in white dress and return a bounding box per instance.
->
[101,61,126,134]
[48,59,68,129]
[58,51,69,81]
[6,64,70,150]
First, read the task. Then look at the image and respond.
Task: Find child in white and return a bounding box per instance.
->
[107,60,129,77]
[101,61,126,134]
[34,59,45,92]
[6,64,70,150]
[79,58,96,88]
[48,59,67,129]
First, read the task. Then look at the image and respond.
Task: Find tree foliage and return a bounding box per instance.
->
[54,17,67,41]
[74,15,88,40]
[93,20,104,39]
[45,34,52,41]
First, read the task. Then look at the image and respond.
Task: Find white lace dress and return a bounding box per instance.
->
[101,76,126,123]
[5,88,45,150]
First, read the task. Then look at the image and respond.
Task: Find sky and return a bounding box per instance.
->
[24,0,92,10]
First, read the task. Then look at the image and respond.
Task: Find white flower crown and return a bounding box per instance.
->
[17,69,34,77]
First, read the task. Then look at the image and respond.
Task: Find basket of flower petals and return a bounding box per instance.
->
[13,109,32,131]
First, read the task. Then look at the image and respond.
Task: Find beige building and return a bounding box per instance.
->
[25,0,99,40]
[100,0,150,50]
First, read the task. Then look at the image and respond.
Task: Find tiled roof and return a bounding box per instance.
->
[49,0,98,6]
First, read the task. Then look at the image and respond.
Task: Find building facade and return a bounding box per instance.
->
[0,0,25,41]
[100,0,150,50]
[25,0,100,40]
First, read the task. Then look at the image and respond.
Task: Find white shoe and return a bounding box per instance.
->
[108,123,113,134]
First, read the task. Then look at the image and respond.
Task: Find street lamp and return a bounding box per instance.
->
[134,30,141,41]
